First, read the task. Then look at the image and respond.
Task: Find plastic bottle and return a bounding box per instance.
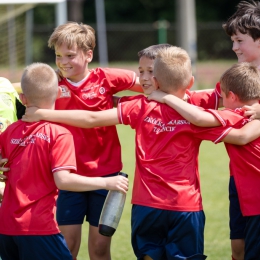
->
[98,172,128,237]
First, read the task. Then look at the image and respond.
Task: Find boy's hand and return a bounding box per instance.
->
[105,175,129,194]
[242,103,260,119]
[148,90,167,103]
[0,158,9,182]
[0,186,4,202]
[22,107,41,122]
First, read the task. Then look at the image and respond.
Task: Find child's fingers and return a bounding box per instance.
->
[242,105,251,111]
[249,114,257,120]
[243,110,255,117]
[0,174,7,182]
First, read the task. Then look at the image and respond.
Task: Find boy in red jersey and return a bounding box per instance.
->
[117,43,220,109]
[209,1,260,258]
[47,21,141,260]
[22,47,259,259]
[0,63,128,260]
[148,61,260,260]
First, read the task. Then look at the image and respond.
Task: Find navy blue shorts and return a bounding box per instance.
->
[57,172,118,227]
[229,176,246,239]
[131,205,207,260]
[0,233,72,260]
[244,215,260,259]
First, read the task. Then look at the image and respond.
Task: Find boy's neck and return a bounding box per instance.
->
[27,103,55,110]
[237,99,259,108]
[167,89,186,100]
[67,71,90,84]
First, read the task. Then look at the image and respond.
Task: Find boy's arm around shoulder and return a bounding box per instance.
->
[222,119,260,145]
[22,107,120,128]
[148,90,221,127]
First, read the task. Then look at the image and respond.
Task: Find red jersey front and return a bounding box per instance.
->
[117,96,231,211]
[206,108,260,216]
[56,67,136,177]
[0,121,77,235]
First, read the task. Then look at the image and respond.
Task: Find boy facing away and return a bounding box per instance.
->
[22,46,256,260]
[47,21,142,260]
[117,43,220,109]
[0,63,128,260]
[148,61,260,260]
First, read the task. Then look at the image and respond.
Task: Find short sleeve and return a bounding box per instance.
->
[102,68,137,94]
[50,131,77,173]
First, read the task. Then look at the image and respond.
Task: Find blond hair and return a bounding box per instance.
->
[220,62,260,101]
[48,21,96,52]
[153,46,192,92]
[21,63,58,106]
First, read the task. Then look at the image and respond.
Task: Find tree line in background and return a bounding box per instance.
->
[31,0,243,63]
[34,0,243,25]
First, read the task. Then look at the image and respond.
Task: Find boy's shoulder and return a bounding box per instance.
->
[3,120,72,138]
[118,94,145,103]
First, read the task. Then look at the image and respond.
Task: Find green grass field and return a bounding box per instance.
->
[78,106,231,260]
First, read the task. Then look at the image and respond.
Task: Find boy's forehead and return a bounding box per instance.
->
[139,56,154,66]
[55,42,79,51]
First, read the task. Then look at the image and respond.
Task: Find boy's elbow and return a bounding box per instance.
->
[55,179,66,190]
[191,117,210,127]
[235,136,250,145]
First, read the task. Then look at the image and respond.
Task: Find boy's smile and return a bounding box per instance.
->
[138,56,158,95]
[231,31,260,65]
[55,43,92,83]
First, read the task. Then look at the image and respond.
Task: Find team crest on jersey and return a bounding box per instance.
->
[99,87,106,95]
[59,85,71,98]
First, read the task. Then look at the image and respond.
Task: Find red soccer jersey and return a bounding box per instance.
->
[56,67,136,177]
[186,88,220,109]
[206,108,260,216]
[0,121,77,235]
[117,96,231,211]
[118,88,220,110]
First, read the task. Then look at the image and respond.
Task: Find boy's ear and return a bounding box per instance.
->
[86,50,93,63]
[152,76,160,89]
[19,93,27,106]
[187,76,195,90]
[228,91,238,101]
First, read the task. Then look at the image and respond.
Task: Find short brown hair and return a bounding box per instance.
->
[220,62,260,101]
[21,63,58,106]
[138,44,172,59]
[153,46,192,92]
[48,21,96,52]
[222,0,260,40]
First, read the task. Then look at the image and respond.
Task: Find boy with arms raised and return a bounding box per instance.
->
[0,63,128,260]
[148,61,260,260]
[47,21,142,260]
[22,47,258,260]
